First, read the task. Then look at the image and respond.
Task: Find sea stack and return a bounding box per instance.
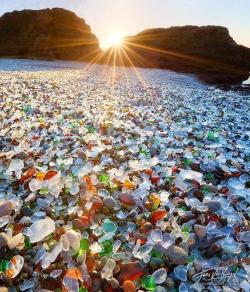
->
[0,8,101,60]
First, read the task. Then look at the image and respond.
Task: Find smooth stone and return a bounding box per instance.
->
[165,245,188,265]
[27,218,55,243]
[174,265,187,281]
[152,268,167,284]
[101,259,116,280]
[203,200,221,212]
[150,229,163,244]
[0,233,9,248]
[165,277,175,289]
[119,193,136,206]
[149,257,164,269]
[118,261,145,283]
[17,152,28,160]
[7,233,24,249]
[179,242,189,254]
[103,196,116,208]
[77,150,86,160]
[0,201,15,217]
[123,280,136,292]
[178,214,196,224]
[194,224,207,239]
[60,234,70,251]
[101,219,117,234]
[110,278,120,289]
[72,218,89,231]
[65,229,81,251]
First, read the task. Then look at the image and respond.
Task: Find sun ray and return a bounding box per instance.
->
[100,47,115,78]
[124,40,246,75]
[111,47,118,84]
[120,46,147,86]
[117,47,130,86]
[81,50,106,76]
[122,43,154,68]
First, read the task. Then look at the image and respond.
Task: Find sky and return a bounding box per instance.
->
[0,0,249,49]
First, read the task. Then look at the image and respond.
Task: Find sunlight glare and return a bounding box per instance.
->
[106,32,124,49]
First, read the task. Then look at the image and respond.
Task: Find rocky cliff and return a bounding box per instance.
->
[102,26,250,85]
[0,8,101,60]
[0,9,249,86]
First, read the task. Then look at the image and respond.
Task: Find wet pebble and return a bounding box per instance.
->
[103,196,116,208]
[194,224,207,238]
[165,245,188,265]
[0,201,15,217]
[203,200,221,212]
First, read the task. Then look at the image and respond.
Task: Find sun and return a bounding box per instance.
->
[107,32,124,48]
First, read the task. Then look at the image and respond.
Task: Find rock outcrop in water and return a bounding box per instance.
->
[0,8,101,60]
[102,26,250,85]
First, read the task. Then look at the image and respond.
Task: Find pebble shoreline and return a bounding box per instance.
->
[0,60,249,292]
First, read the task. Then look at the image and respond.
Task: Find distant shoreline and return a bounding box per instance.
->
[0,58,249,92]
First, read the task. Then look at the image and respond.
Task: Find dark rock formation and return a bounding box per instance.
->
[0,8,101,60]
[101,26,250,86]
[0,9,249,86]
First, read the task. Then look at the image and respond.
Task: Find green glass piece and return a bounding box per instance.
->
[165,176,174,184]
[139,147,150,158]
[205,173,214,180]
[207,131,219,142]
[98,173,109,184]
[142,276,156,291]
[78,288,88,292]
[24,236,32,249]
[64,187,70,195]
[192,150,199,157]
[150,249,163,259]
[23,105,31,113]
[187,255,195,263]
[45,233,54,242]
[0,260,9,272]
[152,200,160,210]
[40,187,49,195]
[109,183,119,193]
[53,137,60,145]
[182,225,190,233]
[86,126,96,133]
[231,265,239,273]
[59,163,65,171]
[149,257,164,268]
[48,239,57,248]
[100,240,113,256]
[182,232,190,241]
[207,131,214,140]
[183,158,192,167]
[78,239,90,256]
